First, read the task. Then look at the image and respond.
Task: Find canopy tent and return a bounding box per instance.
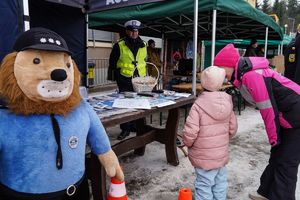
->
[89,0,284,94]
[203,34,293,47]
[1,0,284,91]
[44,0,165,12]
[202,34,293,67]
[88,0,283,40]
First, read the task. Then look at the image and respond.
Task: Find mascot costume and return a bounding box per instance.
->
[0,28,123,200]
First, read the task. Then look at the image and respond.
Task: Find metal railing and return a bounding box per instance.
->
[88,58,114,86]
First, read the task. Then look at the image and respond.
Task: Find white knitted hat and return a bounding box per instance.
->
[201,66,226,91]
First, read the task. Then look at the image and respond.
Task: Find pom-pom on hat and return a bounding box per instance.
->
[201,66,226,92]
[213,44,240,68]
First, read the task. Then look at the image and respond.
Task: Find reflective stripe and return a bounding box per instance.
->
[108,182,127,198]
[256,100,272,109]
[239,85,256,106]
[255,69,263,74]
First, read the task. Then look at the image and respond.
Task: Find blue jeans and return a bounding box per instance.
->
[194,166,227,200]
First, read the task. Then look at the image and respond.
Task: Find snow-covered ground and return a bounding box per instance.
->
[106,106,300,199]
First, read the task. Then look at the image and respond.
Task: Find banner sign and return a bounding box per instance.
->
[45,0,165,12]
[89,0,166,12]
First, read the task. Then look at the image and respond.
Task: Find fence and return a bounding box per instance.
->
[88,58,114,86]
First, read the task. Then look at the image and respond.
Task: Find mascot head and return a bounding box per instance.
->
[0,27,81,115]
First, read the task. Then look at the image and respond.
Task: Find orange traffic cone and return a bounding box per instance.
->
[178,188,192,200]
[107,176,128,200]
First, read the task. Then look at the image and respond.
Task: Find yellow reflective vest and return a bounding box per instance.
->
[116,40,147,77]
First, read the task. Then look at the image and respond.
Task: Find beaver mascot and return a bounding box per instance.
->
[0,27,123,200]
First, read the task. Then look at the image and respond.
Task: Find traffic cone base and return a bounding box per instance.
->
[178,188,192,200]
[107,177,128,200]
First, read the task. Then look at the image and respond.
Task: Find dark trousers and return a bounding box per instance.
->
[0,176,90,200]
[115,72,136,132]
[257,128,300,200]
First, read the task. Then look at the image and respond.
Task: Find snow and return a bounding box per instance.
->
[106,106,300,199]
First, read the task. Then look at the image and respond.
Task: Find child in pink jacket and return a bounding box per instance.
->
[183,66,238,200]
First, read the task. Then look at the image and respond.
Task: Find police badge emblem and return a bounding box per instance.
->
[69,136,79,149]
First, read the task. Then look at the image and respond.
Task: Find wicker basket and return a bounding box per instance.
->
[132,62,159,93]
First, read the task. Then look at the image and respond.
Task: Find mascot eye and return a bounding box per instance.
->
[66,63,71,68]
[33,58,41,64]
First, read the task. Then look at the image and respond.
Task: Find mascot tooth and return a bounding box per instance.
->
[0,27,123,200]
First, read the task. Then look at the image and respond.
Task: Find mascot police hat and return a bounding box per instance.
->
[13,27,71,55]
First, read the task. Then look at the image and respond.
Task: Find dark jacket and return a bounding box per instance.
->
[256,49,264,57]
[107,36,145,81]
[244,46,257,57]
[284,38,297,81]
[292,33,300,84]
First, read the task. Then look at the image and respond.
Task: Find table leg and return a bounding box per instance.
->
[165,108,180,166]
[134,118,146,156]
[237,89,241,115]
[88,154,107,200]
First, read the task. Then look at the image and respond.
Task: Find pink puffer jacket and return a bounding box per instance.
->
[183,91,237,170]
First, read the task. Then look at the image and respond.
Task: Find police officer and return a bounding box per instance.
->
[107,20,147,140]
[289,24,300,84]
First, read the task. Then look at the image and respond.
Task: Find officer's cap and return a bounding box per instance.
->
[13,27,71,55]
[124,20,141,31]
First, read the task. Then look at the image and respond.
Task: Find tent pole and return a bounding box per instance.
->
[164,39,168,90]
[161,33,165,68]
[211,9,217,65]
[192,0,199,95]
[264,27,269,58]
[23,0,30,31]
[201,40,205,71]
[86,14,89,87]
[278,44,280,55]
[92,29,96,47]
[161,32,165,90]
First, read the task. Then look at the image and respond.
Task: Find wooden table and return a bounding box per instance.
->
[172,83,245,115]
[86,95,196,200]
[172,83,234,94]
[172,83,204,94]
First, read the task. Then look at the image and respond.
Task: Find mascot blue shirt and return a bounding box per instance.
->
[0,100,110,193]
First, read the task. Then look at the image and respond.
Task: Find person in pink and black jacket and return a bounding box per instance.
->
[214,44,300,200]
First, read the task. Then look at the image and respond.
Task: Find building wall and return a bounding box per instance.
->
[88,41,113,59]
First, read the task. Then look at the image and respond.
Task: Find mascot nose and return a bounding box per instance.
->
[51,69,67,81]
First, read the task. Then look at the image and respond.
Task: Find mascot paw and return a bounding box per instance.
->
[98,149,124,181]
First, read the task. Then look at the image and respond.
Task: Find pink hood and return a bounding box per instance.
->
[233,57,270,88]
[196,92,233,120]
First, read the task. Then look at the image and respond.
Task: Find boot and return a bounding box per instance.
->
[117,130,130,140]
[249,192,268,200]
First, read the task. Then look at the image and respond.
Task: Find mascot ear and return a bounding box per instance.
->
[72,59,82,88]
[0,52,19,102]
